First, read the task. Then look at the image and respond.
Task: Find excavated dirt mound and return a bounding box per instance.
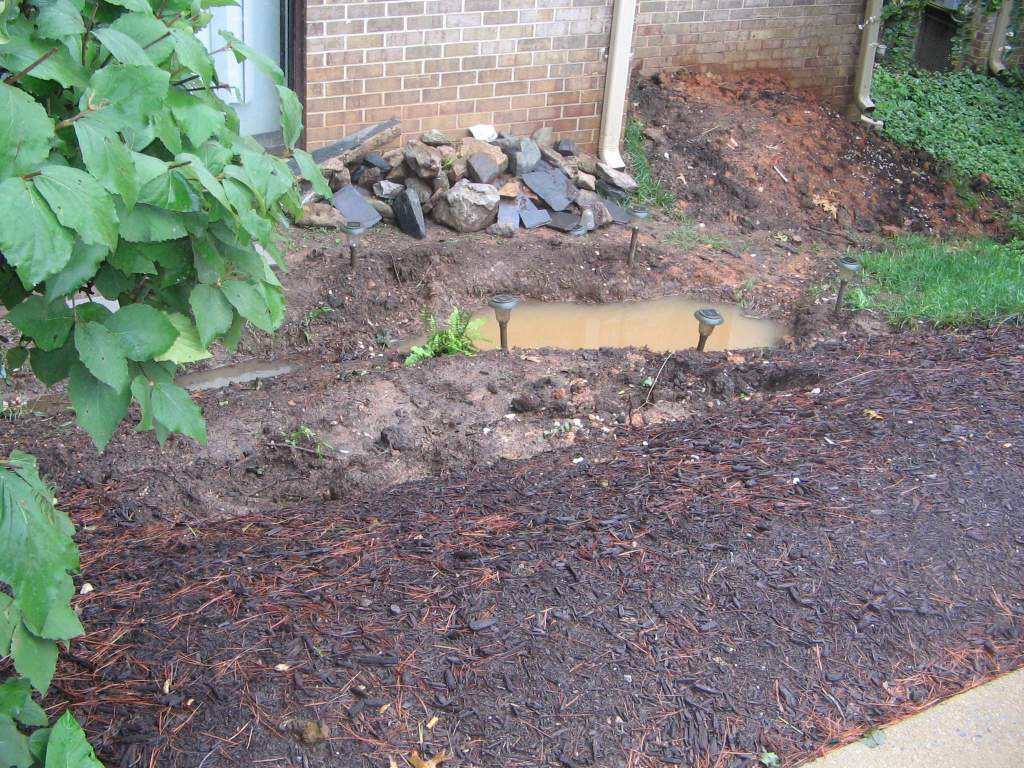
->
[42,327,1024,768]
[632,71,1002,237]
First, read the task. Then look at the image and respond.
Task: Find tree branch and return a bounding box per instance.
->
[4,47,58,86]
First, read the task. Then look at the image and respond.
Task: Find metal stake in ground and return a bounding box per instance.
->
[488,294,519,352]
[626,206,649,268]
[342,220,364,269]
[694,308,724,351]
[834,255,862,317]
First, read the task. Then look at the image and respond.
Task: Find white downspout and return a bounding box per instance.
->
[851,0,884,126]
[989,0,1014,75]
[597,0,637,169]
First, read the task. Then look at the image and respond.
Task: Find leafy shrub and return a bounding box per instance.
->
[404,307,485,365]
[849,235,1024,326]
[871,67,1024,201]
[0,0,330,452]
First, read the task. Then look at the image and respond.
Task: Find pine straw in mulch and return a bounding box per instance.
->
[42,328,1024,768]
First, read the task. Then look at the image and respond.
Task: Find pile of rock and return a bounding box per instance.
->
[298,120,641,240]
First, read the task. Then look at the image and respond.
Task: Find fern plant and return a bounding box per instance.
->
[404,306,486,365]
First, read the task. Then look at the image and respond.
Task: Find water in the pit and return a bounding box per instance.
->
[176,359,299,391]
[464,297,786,352]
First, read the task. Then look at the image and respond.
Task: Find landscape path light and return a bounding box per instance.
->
[488,294,519,352]
[341,220,365,269]
[834,255,862,317]
[694,307,723,351]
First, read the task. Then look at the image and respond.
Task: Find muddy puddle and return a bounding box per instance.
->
[176,359,301,391]
[460,297,786,353]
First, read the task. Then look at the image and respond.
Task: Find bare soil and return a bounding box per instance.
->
[0,74,1017,768]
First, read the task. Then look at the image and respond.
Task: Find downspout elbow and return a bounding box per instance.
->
[988,0,1014,75]
[598,0,637,169]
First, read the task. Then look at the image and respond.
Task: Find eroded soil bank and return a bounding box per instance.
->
[46,328,1024,768]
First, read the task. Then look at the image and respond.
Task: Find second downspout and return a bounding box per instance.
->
[597,0,637,169]
[851,0,885,127]
[989,0,1014,74]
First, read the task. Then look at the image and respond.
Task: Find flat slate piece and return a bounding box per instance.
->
[522,169,572,212]
[286,117,400,174]
[364,153,391,171]
[517,195,551,229]
[601,196,631,226]
[497,199,520,230]
[332,184,382,230]
[393,188,426,238]
[547,210,581,232]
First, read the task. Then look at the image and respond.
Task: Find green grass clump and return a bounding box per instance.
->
[871,67,1024,202]
[847,236,1024,327]
[405,307,486,365]
[623,119,678,210]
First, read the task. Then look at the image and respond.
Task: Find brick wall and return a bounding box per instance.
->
[303,0,864,152]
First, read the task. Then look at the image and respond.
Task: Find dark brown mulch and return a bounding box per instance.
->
[46,328,1024,768]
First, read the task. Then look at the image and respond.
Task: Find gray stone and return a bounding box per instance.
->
[467,152,500,185]
[448,158,467,185]
[421,129,452,147]
[393,188,427,239]
[547,211,581,232]
[432,173,450,193]
[555,138,577,156]
[576,171,596,191]
[489,200,520,237]
[601,196,632,225]
[432,179,499,232]
[574,189,613,228]
[382,149,405,168]
[403,140,442,178]
[506,138,541,176]
[356,166,383,189]
[368,197,395,221]
[522,163,575,211]
[459,138,507,174]
[298,202,345,228]
[331,185,382,229]
[532,126,554,146]
[365,153,391,171]
[517,195,551,229]
[576,153,597,175]
[404,176,432,206]
[597,178,630,203]
[596,162,639,192]
[373,180,404,199]
[540,145,572,176]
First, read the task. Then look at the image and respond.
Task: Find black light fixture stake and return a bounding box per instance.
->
[694,308,724,352]
[342,220,364,269]
[488,294,519,352]
[834,255,862,317]
[627,224,640,267]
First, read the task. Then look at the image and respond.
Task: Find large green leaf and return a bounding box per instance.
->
[87,63,170,131]
[189,283,233,346]
[220,29,283,85]
[67,363,130,450]
[221,279,276,331]
[151,381,206,443]
[154,312,211,364]
[0,177,74,288]
[176,152,231,213]
[92,26,151,66]
[75,116,138,209]
[0,17,87,88]
[33,0,86,40]
[29,337,76,385]
[275,84,302,149]
[11,623,56,694]
[0,81,54,178]
[138,169,201,212]
[292,148,332,200]
[150,106,181,155]
[43,711,103,768]
[33,165,119,252]
[45,242,108,302]
[117,203,188,242]
[110,12,174,65]
[167,89,225,147]
[0,677,47,727]
[74,320,129,391]
[169,26,213,84]
[6,295,74,351]
[239,150,292,207]
[103,303,178,360]
[103,0,153,15]
[0,713,32,768]
[0,451,79,650]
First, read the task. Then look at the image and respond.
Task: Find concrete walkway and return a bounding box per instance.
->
[804,669,1024,767]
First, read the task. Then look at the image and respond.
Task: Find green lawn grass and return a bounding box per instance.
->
[847,236,1024,327]
[623,119,677,210]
